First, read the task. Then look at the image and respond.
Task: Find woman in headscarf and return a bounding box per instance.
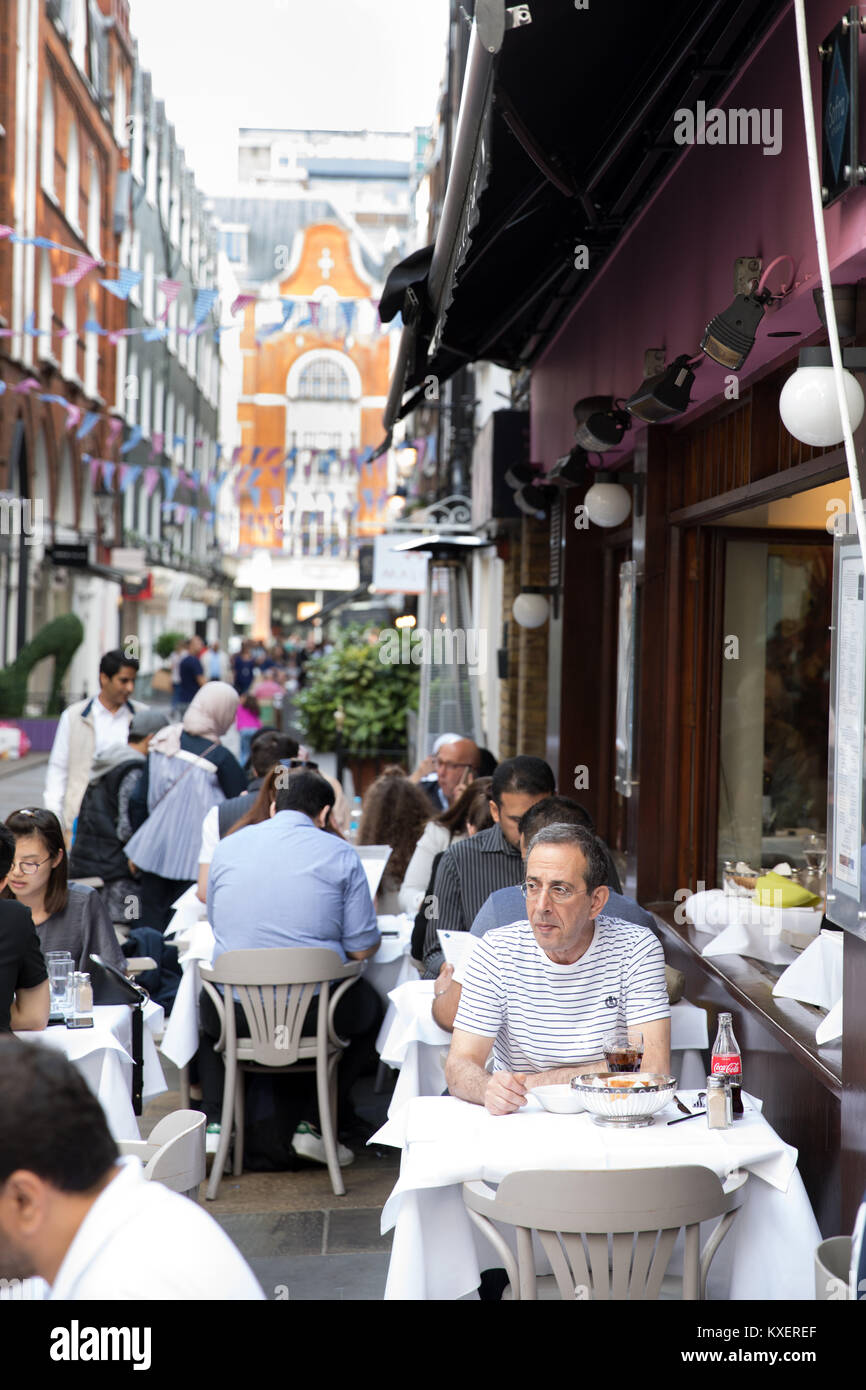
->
[125,682,245,931]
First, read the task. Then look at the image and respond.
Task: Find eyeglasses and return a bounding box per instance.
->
[521,880,589,905]
[280,758,319,771]
[435,758,474,771]
[10,854,52,876]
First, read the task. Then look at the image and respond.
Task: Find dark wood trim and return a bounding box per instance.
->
[842,931,866,1231]
[701,529,725,886]
[669,451,848,525]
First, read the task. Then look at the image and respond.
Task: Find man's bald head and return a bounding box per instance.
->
[435,738,481,804]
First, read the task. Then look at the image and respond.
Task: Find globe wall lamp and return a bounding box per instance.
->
[779,346,866,446]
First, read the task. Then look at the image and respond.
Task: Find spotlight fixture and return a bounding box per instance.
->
[573,398,631,453]
[547,446,589,488]
[625,354,696,423]
[700,291,771,371]
[504,464,551,519]
[779,346,866,447]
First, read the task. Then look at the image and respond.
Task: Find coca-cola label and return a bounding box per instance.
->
[712,1056,741,1075]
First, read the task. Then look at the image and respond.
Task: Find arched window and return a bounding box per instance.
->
[297,358,351,401]
[87,159,101,257]
[41,81,55,193]
[65,122,80,229]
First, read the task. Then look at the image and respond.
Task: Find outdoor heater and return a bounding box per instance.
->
[391,533,490,766]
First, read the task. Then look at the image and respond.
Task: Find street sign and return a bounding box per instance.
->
[46,543,89,568]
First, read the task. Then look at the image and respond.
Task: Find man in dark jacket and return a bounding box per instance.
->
[68,710,168,923]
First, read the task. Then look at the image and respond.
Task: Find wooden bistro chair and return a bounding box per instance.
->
[118,1110,207,1200]
[199,948,362,1201]
[463,1165,748,1300]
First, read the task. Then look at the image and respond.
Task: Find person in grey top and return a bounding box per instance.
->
[3,808,125,974]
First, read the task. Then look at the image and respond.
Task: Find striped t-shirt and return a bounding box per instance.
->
[453,917,669,1074]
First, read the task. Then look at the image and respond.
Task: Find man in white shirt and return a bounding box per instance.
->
[44,649,147,832]
[0,1039,263,1300]
[445,822,670,1115]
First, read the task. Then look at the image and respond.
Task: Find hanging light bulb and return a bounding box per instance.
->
[779,347,866,446]
[512,593,550,628]
[584,481,632,528]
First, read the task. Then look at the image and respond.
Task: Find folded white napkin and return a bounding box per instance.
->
[700,910,799,965]
[773,929,843,1011]
[816,996,843,1046]
[685,889,750,932]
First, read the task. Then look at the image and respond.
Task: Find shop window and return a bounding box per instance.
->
[718,538,832,877]
[298,358,351,400]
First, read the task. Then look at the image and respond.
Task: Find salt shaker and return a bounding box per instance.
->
[706,1075,732,1129]
[73,971,93,1017]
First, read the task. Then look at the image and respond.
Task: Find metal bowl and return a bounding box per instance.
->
[532,1084,585,1115]
[569,1072,677,1120]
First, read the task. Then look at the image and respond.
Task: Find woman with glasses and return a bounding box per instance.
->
[2,808,126,973]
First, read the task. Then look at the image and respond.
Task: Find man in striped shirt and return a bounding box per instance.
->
[421,756,555,976]
[445,823,670,1115]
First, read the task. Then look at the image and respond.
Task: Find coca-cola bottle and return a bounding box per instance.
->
[711,1012,744,1119]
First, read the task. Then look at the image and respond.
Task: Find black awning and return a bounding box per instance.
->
[383,0,792,428]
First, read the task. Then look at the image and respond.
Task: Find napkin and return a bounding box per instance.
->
[755,872,821,909]
[685,890,752,932]
[772,929,843,1011]
[816,997,843,1046]
[701,910,799,965]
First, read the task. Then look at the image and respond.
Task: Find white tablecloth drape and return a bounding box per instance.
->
[160,916,416,1070]
[773,930,844,1044]
[375,1092,820,1301]
[376,980,710,1116]
[17,1002,166,1142]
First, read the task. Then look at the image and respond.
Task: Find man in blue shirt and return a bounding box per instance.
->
[199,770,382,1165]
[177,635,207,711]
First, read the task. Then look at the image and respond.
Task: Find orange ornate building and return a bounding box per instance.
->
[231,221,393,612]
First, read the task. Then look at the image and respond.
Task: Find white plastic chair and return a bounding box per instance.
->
[199,948,362,1200]
[118,1109,206,1200]
[463,1165,748,1300]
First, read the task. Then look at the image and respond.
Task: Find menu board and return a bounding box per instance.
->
[826,531,866,937]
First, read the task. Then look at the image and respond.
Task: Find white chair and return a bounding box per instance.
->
[118,1110,206,1200]
[463,1165,748,1300]
[199,948,362,1201]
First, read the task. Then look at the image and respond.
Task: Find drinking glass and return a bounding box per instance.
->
[46,951,73,1016]
[602,1030,644,1072]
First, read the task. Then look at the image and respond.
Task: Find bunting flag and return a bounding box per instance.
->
[144,467,160,496]
[121,425,143,455]
[269,488,282,508]
[23,312,43,338]
[76,411,100,441]
[106,417,124,448]
[53,256,99,288]
[193,288,218,328]
[150,433,165,458]
[264,447,282,462]
[101,461,115,489]
[175,505,187,523]
[88,456,102,486]
[164,475,179,503]
[248,486,260,508]
[13,377,40,394]
[158,279,183,320]
[250,448,262,465]
[208,481,219,506]
[231,293,257,316]
[64,406,82,431]
[99,268,142,300]
[0,226,12,239]
[232,446,243,463]
[123,465,142,491]
[143,325,167,342]
[173,435,186,451]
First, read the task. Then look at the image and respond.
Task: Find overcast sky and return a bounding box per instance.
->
[129,0,451,195]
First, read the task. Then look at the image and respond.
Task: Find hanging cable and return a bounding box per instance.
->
[793,0,866,560]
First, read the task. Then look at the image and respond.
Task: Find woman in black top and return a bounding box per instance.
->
[0,822,49,1033]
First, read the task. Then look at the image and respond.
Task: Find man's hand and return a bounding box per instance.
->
[409,754,435,784]
[434,961,454,994]
[484,1070,528,1116]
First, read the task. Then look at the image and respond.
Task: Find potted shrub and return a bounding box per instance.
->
[151,630,185,695]
[295,624,420,792]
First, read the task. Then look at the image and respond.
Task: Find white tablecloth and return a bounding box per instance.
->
[160,915,415,1070]
[375,1092,820,1301]
[17,1002,166,1142]
[686,890,823,965]
[376,980,710,1116]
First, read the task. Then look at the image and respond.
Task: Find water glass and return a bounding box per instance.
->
[46,951,73,1015]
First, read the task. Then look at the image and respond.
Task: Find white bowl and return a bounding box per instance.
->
[570,1072,677,1120]
[532,1084,585,1114]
